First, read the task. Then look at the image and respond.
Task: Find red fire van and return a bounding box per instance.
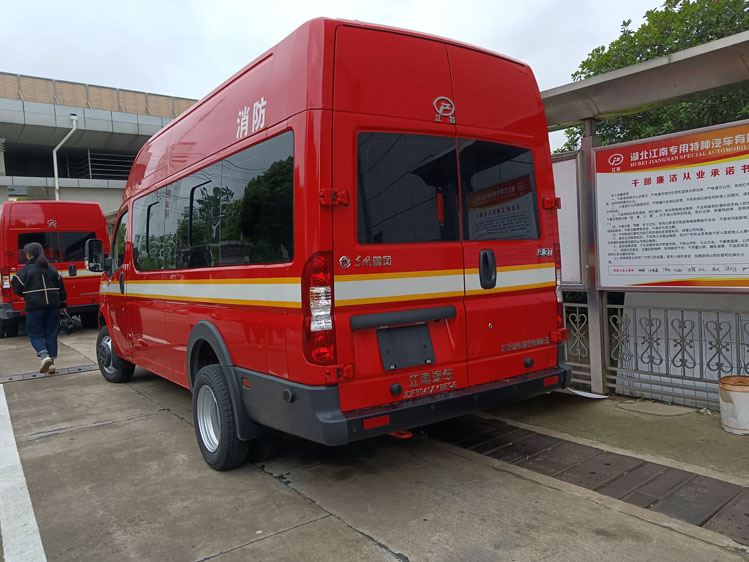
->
[86,18,570,470]
[0,200,109,337]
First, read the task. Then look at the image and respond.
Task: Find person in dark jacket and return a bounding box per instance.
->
[11,242,67,373]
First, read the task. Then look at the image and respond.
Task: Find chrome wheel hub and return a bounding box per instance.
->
[197,385,221,453]
[98,335,115,375]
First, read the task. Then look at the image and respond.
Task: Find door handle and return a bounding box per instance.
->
[479,249,497,289]
[119,272,125,295]
[68,264,77,277]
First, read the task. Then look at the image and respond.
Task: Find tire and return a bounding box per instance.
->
[0,320,6,338]
[5,319,19,338]
[80,312,98,330]
[96,325,135,383]
[193,364,250,471]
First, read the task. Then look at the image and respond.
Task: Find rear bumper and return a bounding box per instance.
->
[0,303,21,321]
[237,347,572,446]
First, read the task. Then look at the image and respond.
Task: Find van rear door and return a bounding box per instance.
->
[331,25,467,413]
[448,46,559,385]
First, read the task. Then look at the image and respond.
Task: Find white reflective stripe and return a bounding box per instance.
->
[59,271,102,279]
[100,281,302,307]
[335,274,464,305]
[465,265,556,292]
[0,385,48,562]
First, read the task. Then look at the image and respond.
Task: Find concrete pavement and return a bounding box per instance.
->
[0,329,747,561]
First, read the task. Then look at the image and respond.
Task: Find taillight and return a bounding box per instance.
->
[554,242,563,328]
[302,251,336,365]
[1,267,11,300]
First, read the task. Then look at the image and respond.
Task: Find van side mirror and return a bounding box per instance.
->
[85,239,104,272]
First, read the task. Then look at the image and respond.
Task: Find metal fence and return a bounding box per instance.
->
[564,298,745,408]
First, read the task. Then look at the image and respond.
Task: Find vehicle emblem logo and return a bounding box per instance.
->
[47,219,57,228]
[433,96,456,124]
[608,153,624,166]
[518,181,526,193]
[339,256,351,269]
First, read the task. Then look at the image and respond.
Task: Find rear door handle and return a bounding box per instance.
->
[119,272,125,295]
[479,249,497,289]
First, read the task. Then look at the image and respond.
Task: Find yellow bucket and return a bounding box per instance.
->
[719,376,749,435]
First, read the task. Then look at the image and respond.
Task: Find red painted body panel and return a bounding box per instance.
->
[0,201,109,316]
[102,18,562,428]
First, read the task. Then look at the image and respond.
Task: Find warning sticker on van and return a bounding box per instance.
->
[466,175,538,240]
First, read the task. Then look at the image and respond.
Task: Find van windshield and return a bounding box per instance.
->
[356,133,540,244]
[18,231,97,264]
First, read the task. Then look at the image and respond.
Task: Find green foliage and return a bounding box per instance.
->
[239,157,294,263]
[557,0,749,153]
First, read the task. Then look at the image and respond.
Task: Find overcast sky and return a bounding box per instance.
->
[3,0,661,149]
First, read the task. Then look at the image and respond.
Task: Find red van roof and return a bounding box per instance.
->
[1,201,106,231]
[124,18,538,203]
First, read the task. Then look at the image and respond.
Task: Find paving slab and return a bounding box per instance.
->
[0,336,91,377]
[16,408,326,561]
[261,437,746,562]
[4,370,159,440]
[213,515,397,562]
[491,392,749,482]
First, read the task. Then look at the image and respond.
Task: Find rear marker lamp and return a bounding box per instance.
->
[302,251,336,365]
[1,267,11,299]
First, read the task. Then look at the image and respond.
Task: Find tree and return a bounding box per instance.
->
[557,0,749,152]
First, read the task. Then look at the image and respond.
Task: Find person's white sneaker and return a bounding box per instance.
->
[39,356,52,373]
[48,361,56,374]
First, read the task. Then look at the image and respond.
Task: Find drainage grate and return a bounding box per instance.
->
[596,462,669,500]
[704,489,749,545]
[621,467,695,508]
[649,476,742,526]
[0,364,98,384]
[517,441,601,477]
[486,432,563,465]
[425,415,749,546]
[555,452,643,490]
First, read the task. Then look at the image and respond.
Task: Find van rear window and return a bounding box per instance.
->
[356,133,540,243]
[18,231,97,264]
[18,233,59,263]
[357,133,460,244]
[458,139,540,241]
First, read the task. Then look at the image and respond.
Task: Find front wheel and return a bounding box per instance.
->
[193,364,250,471]
[96,325,135,383]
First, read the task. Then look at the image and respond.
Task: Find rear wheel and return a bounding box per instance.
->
[5,319,19,338]
[193,364,249,471]
[96,325,135,383]
[80,312,98,330]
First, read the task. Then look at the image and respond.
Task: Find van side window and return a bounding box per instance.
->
[162,131,294,269]
[132,192,165,271]
[112,211,128,269]
[357,133,460,244]
[17,233,60,264]
[219,131,294,264]
[458,139,540,240]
